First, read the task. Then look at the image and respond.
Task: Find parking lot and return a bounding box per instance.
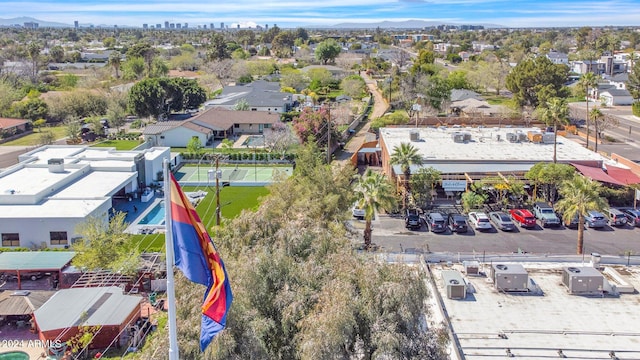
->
[362,211,640,257]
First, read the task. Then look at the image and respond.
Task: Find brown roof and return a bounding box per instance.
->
[182,121,211,134]
[0,118,29,129]
[0,290,56,316]
[192,107,281,131]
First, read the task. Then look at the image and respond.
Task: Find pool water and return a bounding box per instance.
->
[139,201,166,225]
[242,135,265,147]
[0,352,29,360]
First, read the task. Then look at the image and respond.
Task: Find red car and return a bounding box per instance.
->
[509,209,537,228]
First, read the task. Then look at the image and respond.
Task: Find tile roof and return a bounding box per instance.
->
[0,118,29,129]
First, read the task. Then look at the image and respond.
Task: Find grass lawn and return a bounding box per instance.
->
[484,95,513,106]
[1,127,67,146]
[92,139,142,150]
[133,186,269,252]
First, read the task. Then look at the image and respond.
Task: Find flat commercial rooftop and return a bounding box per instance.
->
[380,127,606,164]
[3,198,110,218]
[432,263,640,359]
[51,171,137,199]
[0,166,84,196]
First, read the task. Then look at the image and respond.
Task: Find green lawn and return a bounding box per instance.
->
[484,95,513,106]
[133,186,269,252]
[92,139,142,150]
[1,127,67,146]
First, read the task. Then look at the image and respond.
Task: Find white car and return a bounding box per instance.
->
[468,212,492,231]
[352,204,365,219]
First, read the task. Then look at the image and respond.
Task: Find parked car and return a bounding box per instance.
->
[425,212,447,233]
[2,271,44,281]
[509,209,537,228]
[489,211,515,231]
[405,208,422,230]
[559,212,581,228]
[352,203,365,219]
[606,208,627,227]
[623,209,640,227]
[584,210,607,228]
[533,202,561,227]
[447,213,468,233]
[468,212,492,231]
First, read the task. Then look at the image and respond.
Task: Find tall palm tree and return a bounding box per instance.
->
[589,107,603,153]
[353,171,397,250]
[539,97,569,163]
[108,51,122,79]
[390,142,423,209]
[578,72,598,149]
[555,175,608,255]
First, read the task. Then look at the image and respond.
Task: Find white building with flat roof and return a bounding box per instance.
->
[379,127,607,185]
[0,146,170,249]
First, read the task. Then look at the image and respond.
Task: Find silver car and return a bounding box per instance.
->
[584,210,607,228]
[489,211,515,231]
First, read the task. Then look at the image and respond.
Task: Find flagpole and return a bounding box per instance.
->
[163,159,180,360]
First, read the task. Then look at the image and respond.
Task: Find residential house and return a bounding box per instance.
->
[203,80,294,113]
[599,88,634,106]
[572,60,605,75]
[472,42,496,53]
[0,118,30,138]
[546,51,569,65]
[604,73,629,90]
[142,107,281,146]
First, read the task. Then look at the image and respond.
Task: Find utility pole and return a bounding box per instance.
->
[215,156,221,226]
[327,105,331,164]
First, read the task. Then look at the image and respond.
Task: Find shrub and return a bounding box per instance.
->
[633,101,640,117]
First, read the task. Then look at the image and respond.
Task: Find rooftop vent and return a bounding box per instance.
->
[48,158,64,173]
[567,267,581,273]
[410,131,420,142]
[506,133,518,142]
[496,264,508,270]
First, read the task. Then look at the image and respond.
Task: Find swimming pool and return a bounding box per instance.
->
[0,351,29,360]
[139,201,166,225]
[241,135,265,147]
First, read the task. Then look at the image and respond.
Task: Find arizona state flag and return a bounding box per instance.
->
[169,173,232,351]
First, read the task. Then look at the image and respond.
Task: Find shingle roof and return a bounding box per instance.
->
[34,286,141,331]
[0,117,29,129]
[601,89,632,97]
[0,290,55,316]
[205,80,292,108]
[192,107,281,129]
[142,121,186,135]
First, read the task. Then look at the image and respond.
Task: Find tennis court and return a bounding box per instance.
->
[175,165,293,184]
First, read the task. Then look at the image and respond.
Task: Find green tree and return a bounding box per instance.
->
[128,77,206,119]
[150,57,169,78]
[27,42,41,83]
[590,107,603,153]
[525,162,576,202]
[505,56,570,108]
[340,75,367,99]
[108,51,122,79]
[314,39,341,65]
[232,98,249,111]
[10,98,48,121]
[121,56,146,80]
[446,70,472,90]
[64,118,82,143]
[390,142,423,209]
[555,175,609,254]
[187,136,203,157]
[461,190,487,213]
[126,42,156,77]
[32,118,46,132]
[628,58,640,99]
[207,33,230,61]
[538,97,569,163]
[71,211,141,275]
[353,170,397,249]
[49,45,64,63]
[39,130,54,145]
[410,166,442,207]
[578,72,598,149]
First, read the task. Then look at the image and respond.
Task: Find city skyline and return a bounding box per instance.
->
[2,0,640,29]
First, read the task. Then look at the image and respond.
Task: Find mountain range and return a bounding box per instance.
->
[0,17,71,28]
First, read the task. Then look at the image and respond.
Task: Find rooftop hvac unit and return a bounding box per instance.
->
[517,132,528,142]
[527,131,543,143]
[452,132,465,143]
[506,133,518,143]
[462,132,472,142]
[490,264,529,292]
[441,270,467,299]
[410,131,420,142]
[463,260,480,276]
[542,132,555,144]
[562,267,605,294]
[47,158,65,173]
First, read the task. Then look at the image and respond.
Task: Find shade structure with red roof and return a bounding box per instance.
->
[571,163,640,186]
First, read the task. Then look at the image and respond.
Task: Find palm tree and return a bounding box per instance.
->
[578,72,598,149]
[353,170,397,250]
[555,175,608,255]
[390,142,423,209]
[539,97,569,163]
[108,51,122,79]
[589,107,603,153]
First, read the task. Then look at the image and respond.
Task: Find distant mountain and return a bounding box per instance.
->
[0,17,71,28]
[331,19,502,29]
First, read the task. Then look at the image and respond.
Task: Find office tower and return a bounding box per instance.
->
[156,24,162,29]
[170,23,175,29]
[165,21,169,29]
[74,20,78,29]
[143,24,148,29]
[265,24,268,30]
[210,23,214,29]
[184,23,188,28]
[220,22,224,29]
[176,23,181,29]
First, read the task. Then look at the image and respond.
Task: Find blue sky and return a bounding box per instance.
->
[2,0,640,28]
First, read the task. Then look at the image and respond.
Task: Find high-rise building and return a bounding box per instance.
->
[156,24,162,29]
[143,24,148,29]
[210,23,214,30]
[24,22,38,29]
[170,23,175,29]
[176,23,181,29]
[184,23,188,29]
[220,22,224,29]
[74,20,78,29]
[165,21,169,29]
[265,24,268,30]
